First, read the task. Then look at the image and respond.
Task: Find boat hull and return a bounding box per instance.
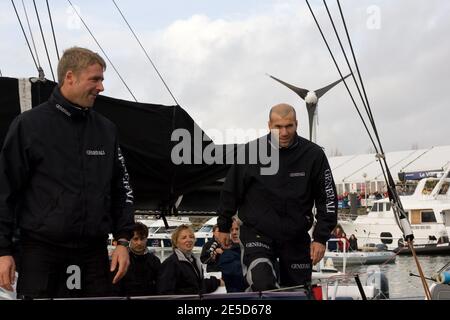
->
[324,251,396,265]
[393,243,450,255]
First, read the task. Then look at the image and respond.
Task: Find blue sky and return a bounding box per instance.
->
[1,0,450,156]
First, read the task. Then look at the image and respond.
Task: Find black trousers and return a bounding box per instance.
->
[16,239,112,299]
[240,224,312,292]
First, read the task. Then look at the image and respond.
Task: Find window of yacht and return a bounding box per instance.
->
[377,203,384,212]
[396,182,417,195]
[147,239,159,247]
[443,210,450,227]
[148,227,159,234]
[369,202,387,212]
[155,226,177,234]
[198,225,213,233]
[421,211,437,223]
[439,182,449,195]
[380,232,393,244]
[411,210,437,224]
[422,180,438,195]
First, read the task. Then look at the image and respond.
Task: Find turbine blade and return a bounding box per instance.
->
[267,74,309,100]
[315,73,352,99]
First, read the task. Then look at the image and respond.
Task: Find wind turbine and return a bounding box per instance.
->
[268,73,351,143]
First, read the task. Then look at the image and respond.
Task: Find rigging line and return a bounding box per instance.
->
[67,0,138,102]
[20,0,42,69]
[330,0,407,217]
[305,0,379,154]
[46,0,60,61]
[112,0,180,106]
[437,261,450,274]
[374,149,417,180]
[321,0,400,219]
[11,0,39,71]
[323,1,374,129]
[33,0,55,81]
[336,0,383,154]
[329,4,423,297]
[112,0,180,211]
[306,1,405,231]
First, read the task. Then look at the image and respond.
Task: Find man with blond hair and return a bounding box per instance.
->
[0,47,134,298]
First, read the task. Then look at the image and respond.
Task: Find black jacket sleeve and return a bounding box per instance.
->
[110,142,135,241]
[217,164,245,233]
[311,152,338,245]
[0,117,31,256]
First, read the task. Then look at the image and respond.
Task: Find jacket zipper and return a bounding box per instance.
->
[78,119,88,240]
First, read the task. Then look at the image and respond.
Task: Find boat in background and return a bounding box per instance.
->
[135,217,157,228]
[324,250,396,266]
[340,168,450,251]
[323,238,396,268]
[393,242,450,255]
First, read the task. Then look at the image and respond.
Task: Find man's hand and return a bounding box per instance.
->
[217,232,231,249]
[0,255,16,292]
[110,245,130,284]
[210,247,224,262]
[310,242,326,265]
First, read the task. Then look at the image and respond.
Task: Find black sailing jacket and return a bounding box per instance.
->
[156,249,220,295]
[0,87,134,255]
[112,250,161,296]
[217,134,338,244]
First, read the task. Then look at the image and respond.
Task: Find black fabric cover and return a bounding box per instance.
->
[0,78,21,149]
[0,77,232,211]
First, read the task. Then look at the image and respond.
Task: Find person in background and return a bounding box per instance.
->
[218,217,246,292]
[348,234,358,252]
[338,232,350,252]
[200,225,223,272]
[113,222,161,296]
[157,225,223,295]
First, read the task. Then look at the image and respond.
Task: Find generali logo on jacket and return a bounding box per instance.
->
[86,150,106,156]
[289,172,306,177]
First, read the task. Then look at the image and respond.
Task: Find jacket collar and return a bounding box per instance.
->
[49,86,91,120]
[129,247,149,256]
[174,248,203,278]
